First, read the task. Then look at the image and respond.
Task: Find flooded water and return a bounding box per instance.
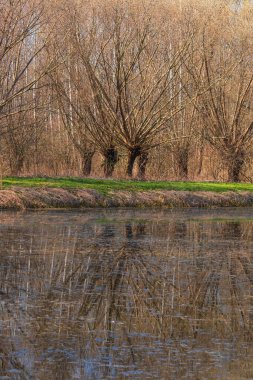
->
[0,208,253,380]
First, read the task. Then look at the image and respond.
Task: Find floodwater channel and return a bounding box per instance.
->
[0,208,253,379]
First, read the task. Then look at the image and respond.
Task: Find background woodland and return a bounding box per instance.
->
[0,0,252,182]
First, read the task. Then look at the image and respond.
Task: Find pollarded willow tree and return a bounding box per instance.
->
[164,0,220,180]
[54,71,97,176]
[187,1,253,182]
[163,5,202,180]
[51,1,118,177]
[54,0,194,178]
[90,1,194,178]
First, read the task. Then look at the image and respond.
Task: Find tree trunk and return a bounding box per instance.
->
[227,151,245,182]
[81,150,94,176]
[197,136,205,176]
[175,146,189,180]
[11,156,24,176]
[103,146,118,177]
[137,152,148,179]
[126,147,141,177]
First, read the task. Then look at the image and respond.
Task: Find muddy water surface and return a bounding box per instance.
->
[0,208,253,379]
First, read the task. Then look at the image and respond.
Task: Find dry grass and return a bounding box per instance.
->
[1,188,253,209]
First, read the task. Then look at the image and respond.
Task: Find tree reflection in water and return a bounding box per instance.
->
[0,210,253,379]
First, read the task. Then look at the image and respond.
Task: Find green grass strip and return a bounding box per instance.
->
[1,176,253,194]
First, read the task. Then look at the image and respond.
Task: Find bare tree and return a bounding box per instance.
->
[0,1,42,111]
[53,0,193,178]
[198,26,252,180]
[2,85,48,175]
[0,0,252,180]
[81,3,193,178]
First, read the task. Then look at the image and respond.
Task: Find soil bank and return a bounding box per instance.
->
[1,187,253,210]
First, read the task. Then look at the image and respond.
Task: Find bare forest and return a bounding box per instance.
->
[0,0,252,182]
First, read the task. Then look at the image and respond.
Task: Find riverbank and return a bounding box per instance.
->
[1,187,253,210]
[1,177,253,209]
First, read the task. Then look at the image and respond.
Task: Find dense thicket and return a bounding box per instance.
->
[0,0,252,181]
